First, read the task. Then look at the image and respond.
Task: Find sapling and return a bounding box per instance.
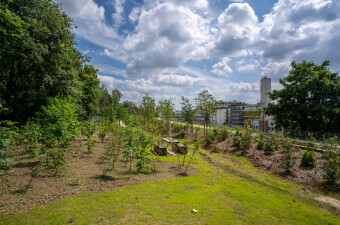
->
[185,140,202,173]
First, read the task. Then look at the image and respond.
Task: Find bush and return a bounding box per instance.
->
[323,159,339,185]
[301,151,316,167]
[241,126,252,154]
[256,139,264,150]
[217,126,229,141]
[204,130,216,145]
[232,135,241,148]
[264,142,275,152]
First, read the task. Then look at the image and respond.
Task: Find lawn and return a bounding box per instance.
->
[1,146,339,224]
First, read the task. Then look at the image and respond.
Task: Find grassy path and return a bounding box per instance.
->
[1,147,339,224]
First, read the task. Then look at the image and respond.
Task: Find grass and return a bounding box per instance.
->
[1,145,339,224]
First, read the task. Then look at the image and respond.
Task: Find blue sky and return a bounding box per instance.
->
[54,0,340,108]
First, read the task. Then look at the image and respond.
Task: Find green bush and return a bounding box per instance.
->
[205,130,216,145]
[301,151,316,167]
[256,139,264,150]
[264,142,275,152]
[323,159,339,185]
[217,126,229,141]
[232,135,241,148]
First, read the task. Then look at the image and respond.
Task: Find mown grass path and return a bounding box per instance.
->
[1,147,339,224]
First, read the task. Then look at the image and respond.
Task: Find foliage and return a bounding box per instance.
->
[300,151,316,167]
[322,137,339,186]
[123,129,137,175]
[195,90,218,135]
[140,94,156,130]
[266,60,340,132]
[22,122,40,158]
[180,96,196,130]
[37,97,80,147]
[240,126,252,154]
[264,132,280,153]
[0,0,100,123]
[217,126,229,141]
[98,120,109,143]
[281,138,295,174]
[0,115,16,170]
[256,139,264,150]
[158,99,175,135]
[232,135,241,148]
[81,121,97,153]
[135,130,154,173]
[204,129,216,145]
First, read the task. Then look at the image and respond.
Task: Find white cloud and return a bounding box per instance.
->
[112,0,126,28]
[124,3,211,77]
[238,64,255,72]
[129,7,140,23]
[98,75,124,90]
[153,74,202,86]
[211,57,233,76]
[213,3,259,57]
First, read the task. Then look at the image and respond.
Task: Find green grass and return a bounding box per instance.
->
[1,147,339,224]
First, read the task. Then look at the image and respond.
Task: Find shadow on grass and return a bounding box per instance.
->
[93,174,116,181]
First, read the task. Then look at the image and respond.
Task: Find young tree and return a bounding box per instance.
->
[140,94,156,130]
[158,99,175,136]
[111,89,123,119]
[266,60,339,133]
[195,90,218,135]
[180,97,196,132]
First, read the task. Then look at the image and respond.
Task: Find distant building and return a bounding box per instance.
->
[260,76,271,106]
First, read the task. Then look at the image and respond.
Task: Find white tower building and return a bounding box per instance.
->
[260,76,271,106]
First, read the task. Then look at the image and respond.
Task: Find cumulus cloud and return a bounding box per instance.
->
[112,0,126,28]
[124,3,210,77]
[153,74,202,86]
[211,57,233,76]
[213,3,258,57]
[98,75,124,90]
[56,0,124,60]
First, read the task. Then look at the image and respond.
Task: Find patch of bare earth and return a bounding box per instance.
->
[0,137,197,215]
[206,137,339,193]
[315,196,340,209]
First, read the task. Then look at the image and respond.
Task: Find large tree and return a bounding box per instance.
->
[195,90,218,135]
[266,60,339,133]
[0,0,99,123]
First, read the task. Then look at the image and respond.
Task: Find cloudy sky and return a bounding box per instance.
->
[54,0,340,108]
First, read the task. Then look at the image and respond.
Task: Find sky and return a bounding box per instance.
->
[54,0,340,109]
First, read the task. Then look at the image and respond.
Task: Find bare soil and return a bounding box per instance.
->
[0,136,197,215]
[206,136,339,192]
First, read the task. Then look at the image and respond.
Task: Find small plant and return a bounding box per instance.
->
[323,159,339,186]
[241,126,252,154]
[217,126,229,142]
[301,151,316,167]
[204,130,216,145]
[232,135,241,148]
[81,121,97,153]
[98,121,109,143]
[185,140,202,173]
[263,132,280,153]
[45,148,68,176]
[281,137,295,174]
[256,139,264,150]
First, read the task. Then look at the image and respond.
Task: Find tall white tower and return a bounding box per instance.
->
[260,76,271,106]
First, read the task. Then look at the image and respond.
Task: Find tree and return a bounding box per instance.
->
[158,99,175,135]
[266,60,339,133]
[140,94,155,130]
[180,96,196,131]
[78,65,100,119]
[0,0,100,123]
[195,90,218,135]
[111,88,123,119]
[99,84,111,114]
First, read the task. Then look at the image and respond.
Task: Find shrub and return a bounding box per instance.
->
[281,137,295,174]
[256,139,264,150]
[301,151,316,167]
[232,135,241,148]
[204,130,216,145]
[241,126,252,154]
[323,159,339,185]
[217,126,229,141]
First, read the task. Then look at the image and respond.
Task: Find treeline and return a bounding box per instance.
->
[0,0,100,122]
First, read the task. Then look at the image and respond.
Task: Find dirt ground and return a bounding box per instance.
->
[207,136,339,192]
[0,136,197,215]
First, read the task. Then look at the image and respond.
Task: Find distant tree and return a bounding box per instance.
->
[140,94,155,130]
[78,65,100,119]
[111,89,123,119]
[98,84,111,114]
[158,99,175,135]
[180,96,196,131]
[122,100,139,115]
[195,90,218,135]
[266,60,339,133]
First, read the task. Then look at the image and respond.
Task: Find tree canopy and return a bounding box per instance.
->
[195,90,218,134]
[0,0,100,123]
[266,60,339,133]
